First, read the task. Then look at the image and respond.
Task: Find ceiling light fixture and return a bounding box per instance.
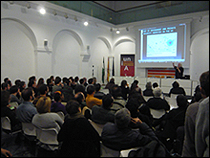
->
[116,29,120,34]
[39,8,46,15]
[84,21,88,26]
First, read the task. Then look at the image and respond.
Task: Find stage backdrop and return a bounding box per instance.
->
[120,54,135,76]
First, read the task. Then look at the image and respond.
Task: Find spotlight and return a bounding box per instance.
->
[39,8,46,15]
[64,13,68,19]
[116,29,120,34]
[84,21,88,26]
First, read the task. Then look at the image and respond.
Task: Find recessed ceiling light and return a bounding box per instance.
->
[39,8,46,15]
[84,21,88,26]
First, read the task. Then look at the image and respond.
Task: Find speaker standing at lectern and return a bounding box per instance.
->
[172,63,184,79]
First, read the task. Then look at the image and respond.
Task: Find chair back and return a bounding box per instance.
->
[100,142,120,157]
[35,125,60,146]
[150,108,166,119]
[88,119,104,136]
[22,122,36,136]
[1,116,11,130]
[57,111,65,120]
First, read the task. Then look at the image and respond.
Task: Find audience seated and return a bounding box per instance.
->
[128,86,146,105]
[153,95,189,151]
[94,83,105,99]
[152,82,159,89]
[36,78,44,90]
[74,80,87,98]
[168,81,186,97]
[52,76,63,94]
[101,108,157,151]
[28,77,38,98]
[51,91,67,115]
[1,82,10,91]
[195,71,209,157]
[190,85,201,104]
[105,78,115,93]
[57,100,101,157]
[146,87,170,111]
[129,80,139,94]
[182,90,204,157]
[110,85,126,112]
[46,78,53,94]
[143,82,154,96]
[85,84,102,109]
[32,84,51,105]
[74,92,86,110]
[16,88,37,123]
[9,85,22,105]
[120,80,129,101]
[1,90,22,132]
[62,78,74,102]
[91,94,115,124]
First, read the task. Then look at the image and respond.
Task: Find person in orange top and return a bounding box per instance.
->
[86,84,102,109]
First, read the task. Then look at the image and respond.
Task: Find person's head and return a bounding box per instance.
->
[28,80,36,88]
[4,77,10,83]
[121,80,127,87]
[88,78,94,84]
[92,77,97,84]
[62,77,68,84]
[53,91,63,102]
[176,95,188,107]
[1,82,9,91]
[37,78,44,87]
[172,81,179,88]
[75,76,79,83]
[199,71,209,97]
[109,78,115,84]
[79,78,84,85]
[111,85,122,99]
[15,79,21,87]
[102,94,114,109]
[153,87,162,97]
[115,108,131,129]
[66,100,81,115]
[74,92,85,104]
[29,76,36,82]
[1,90,10,107]
[36,96,51,114]
[87,84,95,95]
[94,83,101,92]
[39,84,49,95]
[152,82,158,89]
[146,82,152,89]
[54,76,61,85]
[46,78,52,86]
[178,63,182,68]
[21,87,34,101]
[9,85,19,94]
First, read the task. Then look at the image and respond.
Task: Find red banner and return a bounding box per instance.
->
[120,55,135,76]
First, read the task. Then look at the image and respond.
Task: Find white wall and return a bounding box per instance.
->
[1,1,209,86]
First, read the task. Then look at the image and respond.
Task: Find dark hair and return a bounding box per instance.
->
[176,95,188,107]
[54,91,62,102]
[1,82,9,90]
[15,79,21,86]
[10,85,19,94]
[4,77,9,83]
[1,90,10,107]
[79,78,84,84]
[94,83,101,92]
[199,71,209,96]
[88,78,93,84]
[62,77,68,84]
[87,84,95,94]
[74,92,84,104]
[121,80,127,87]
[66,100,80,115]
[39,84,48,95]
[55,76,61,85]
[152,82,158,88]
[110,78,115,84]
[125,98,139,118]
[46,78,51,85]
[21,88,33,101]
[172,81,179,88]
[75,76,79,82]
[28,80,35,87]
[37,78,44,87]
[111,85,122,99]
[102,94,113,109]
[29,76,36,82]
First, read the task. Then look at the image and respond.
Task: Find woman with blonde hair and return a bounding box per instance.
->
[32,96,63,129]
